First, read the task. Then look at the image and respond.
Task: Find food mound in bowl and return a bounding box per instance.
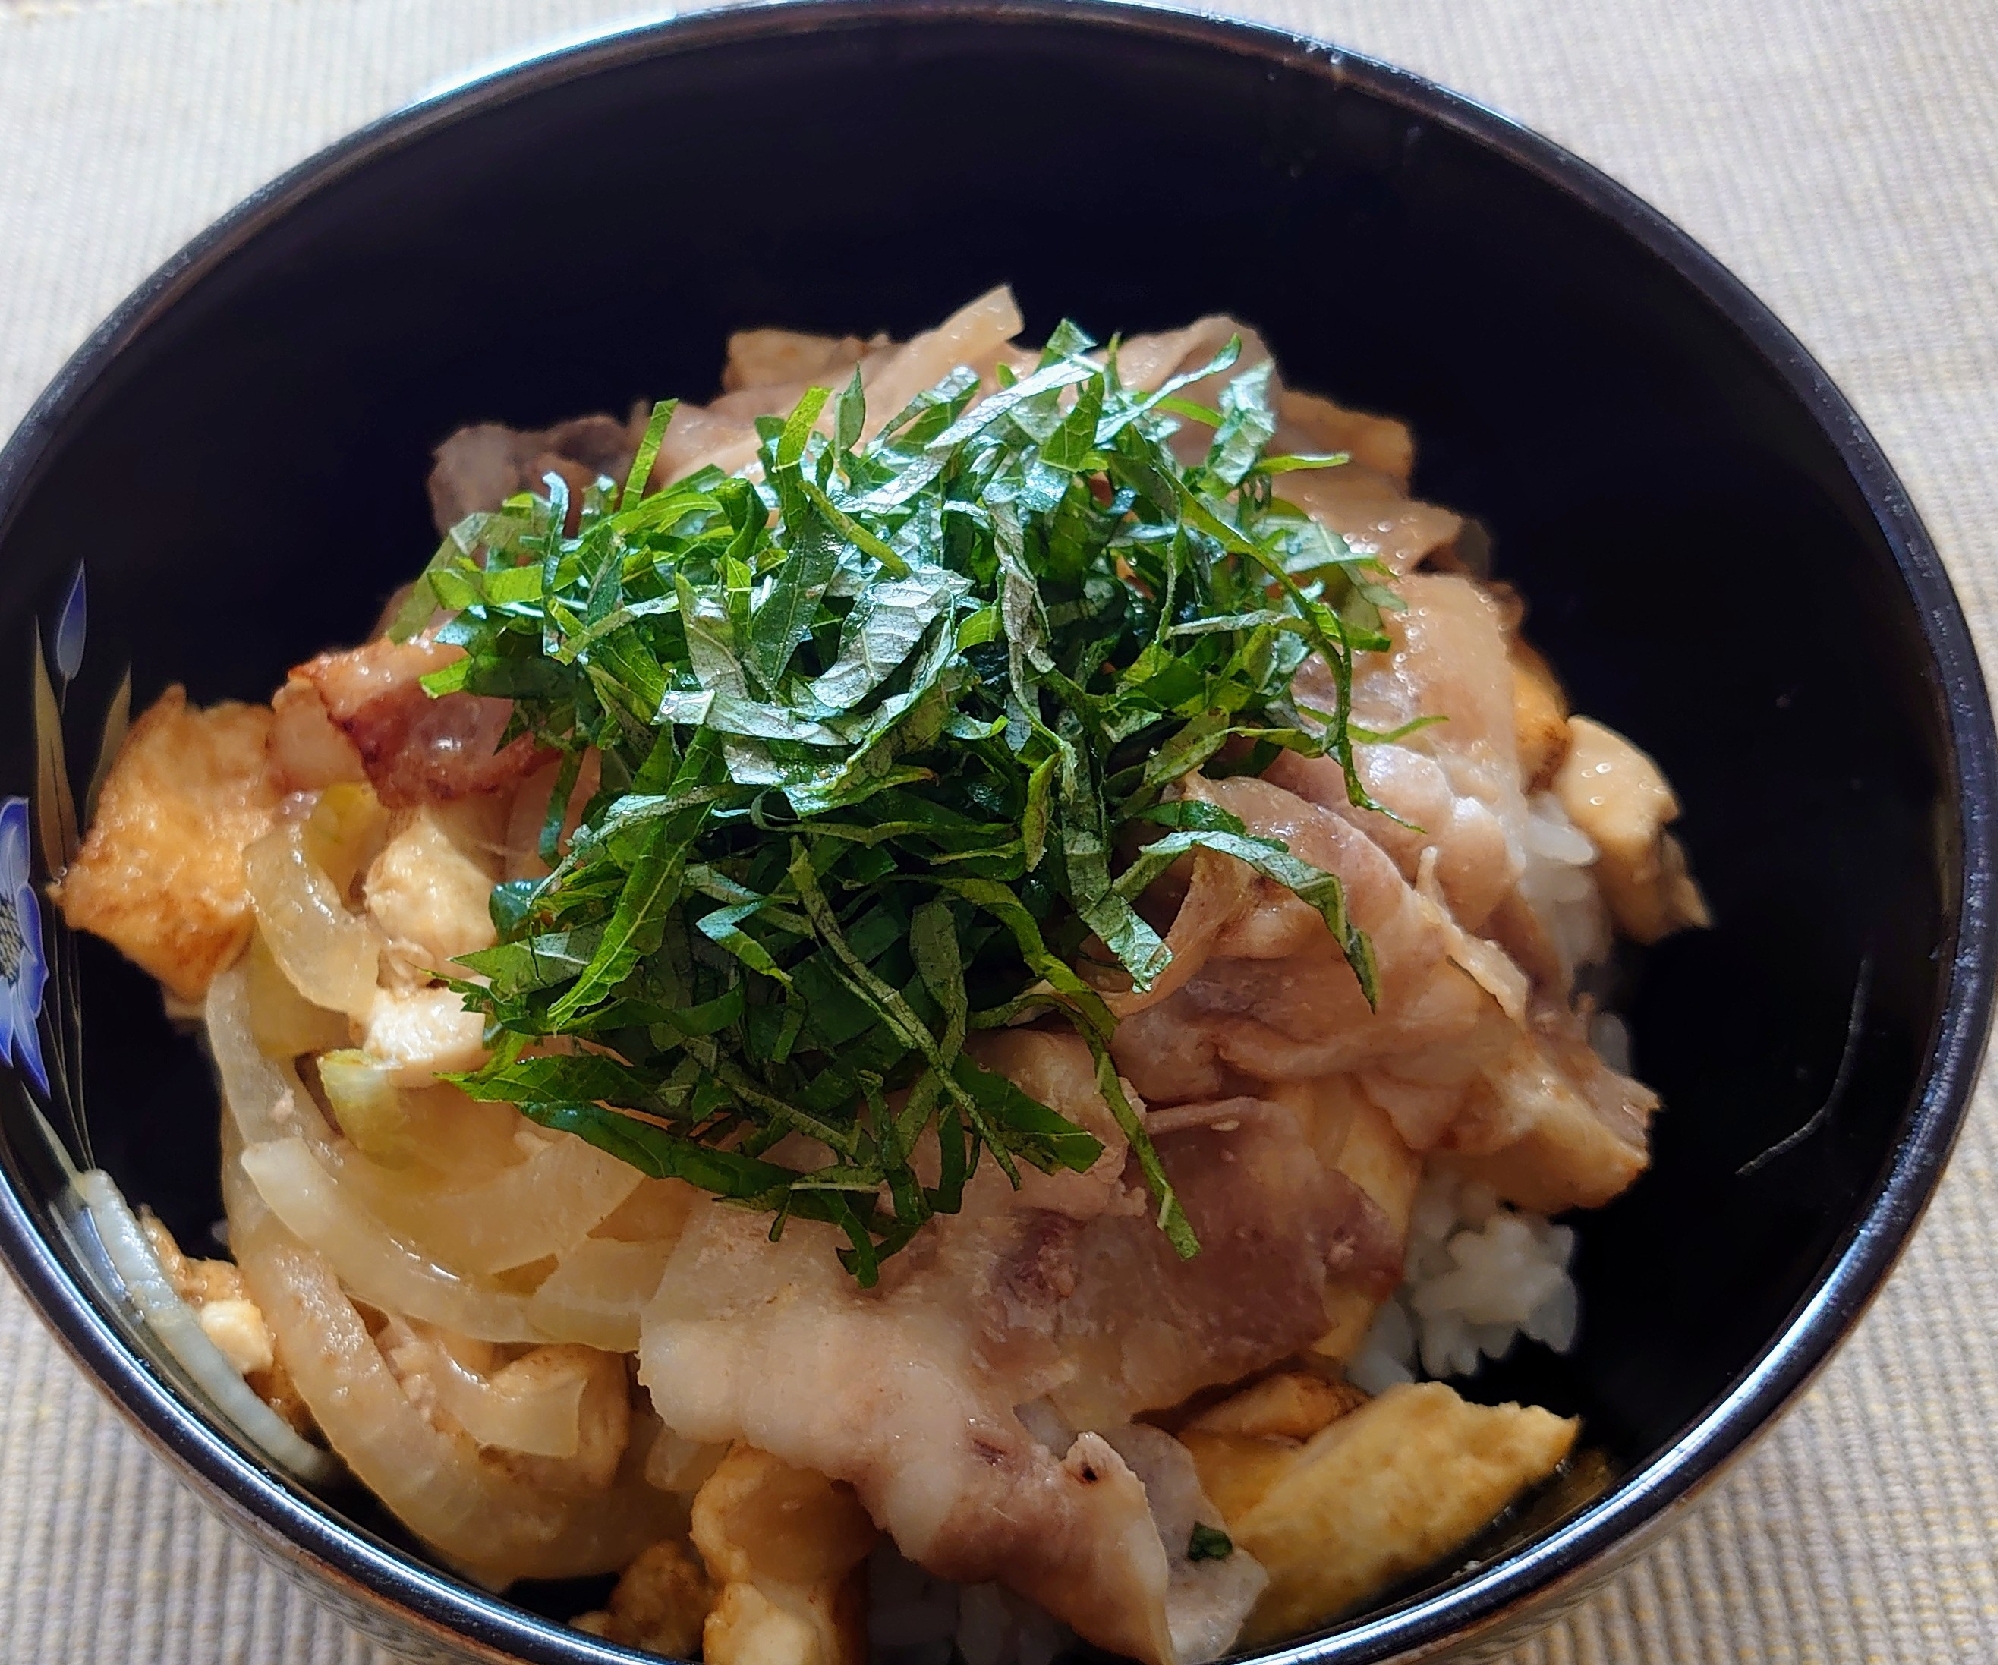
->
[53,288,1706,1665]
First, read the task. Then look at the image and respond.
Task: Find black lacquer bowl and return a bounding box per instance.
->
[0,3,1988,1662]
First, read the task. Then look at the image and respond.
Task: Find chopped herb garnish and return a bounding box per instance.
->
[1187,1523,1235,1562]
[415,323,1394,1283]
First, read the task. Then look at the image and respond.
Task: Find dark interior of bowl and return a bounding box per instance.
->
[0,4,1971,1659]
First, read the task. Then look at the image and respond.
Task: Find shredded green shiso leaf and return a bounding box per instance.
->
[1186,1522,1235,1562]
[403,322,1400,1284]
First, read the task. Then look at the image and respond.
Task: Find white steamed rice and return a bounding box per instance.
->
[1348,1169,1580,1394]
[1515,790,1611,990]
[870,1547,1069,1665]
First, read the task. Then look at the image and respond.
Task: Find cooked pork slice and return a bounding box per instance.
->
[432,290,1029,517]
[269,670,370,795]
[1265,744,1517,935]
[282,635,544,809]
[1273,388,1414,487]
[850,286,1026,443]
[638,1032,1376,1665]
[640,1208,1183,1665]
[1122,329,1461,574]
[1553,716,1709,945]
[1276,461,1464,578]
[1116,314,1257,398]
[428,412,644,533]
[639,1032,1178,1660]
[708,338,901,423]
[1097,1425,1268,1665]
[54,687,279,1000]
[721,327,876,394]
[1338,571,1531,848]
[1112,775,1504,1110]
[1270,383,1467,574]
[1045,1096,1401,1429]
[647,402,765,488]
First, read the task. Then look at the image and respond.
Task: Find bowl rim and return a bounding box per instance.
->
[0,2,1991,1661]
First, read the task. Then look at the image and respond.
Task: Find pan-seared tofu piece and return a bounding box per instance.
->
[1553,717,1707,945]
[1180,1371,1369,1525]
[573,1537,716,1657]
[1283,1089,1420,1364]
[1186,1372,1367,1442]
[1187,1381,1575,1642]
[691,1444,878,1665]
[1441,1018,1657,1214]
[1509,640,1571,792]
[53,687,278,1000]
[363,800,504,969]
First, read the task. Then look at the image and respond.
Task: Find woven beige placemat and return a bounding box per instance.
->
[1,1,1994,1660]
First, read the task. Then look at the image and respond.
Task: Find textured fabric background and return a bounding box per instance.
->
[1,1,1995,1660]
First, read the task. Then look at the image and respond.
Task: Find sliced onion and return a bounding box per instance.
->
[302,780,392,894]
[317,1048,421,1165]
[420,1337,590,1459]
[72,1168,337,1484]
[335,1133,644,1276]
[243,817,382,1019]
[527,1238,672,1353]
[243,928,349,1060]
[230,1197,678,1585]
[206,962,333,1148]
[238,1137,544,1342]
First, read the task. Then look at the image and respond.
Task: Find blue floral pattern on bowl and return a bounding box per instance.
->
[12,559,127,1166]
[0,798,49,1096]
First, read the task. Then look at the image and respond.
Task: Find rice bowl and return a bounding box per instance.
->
[0,7,1984,1665]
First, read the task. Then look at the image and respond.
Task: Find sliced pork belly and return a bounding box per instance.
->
[1266,744,1516,935]
[638,1032,1385,1665]
[1123,321,1463,578]
[428,411,644,533]
[639,1175,1185,1660]
[1045,1096,1400,1429]
[1111,774,1505,1119]
[1274,461,1464,577]
[1286,572,1531,928]
[272,635,544,809]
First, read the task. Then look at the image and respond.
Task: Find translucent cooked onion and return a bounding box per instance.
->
[72,1168,337,1483]
[526,1238,673,1353]
[416,1331,591,1458]
[206,963,333,1148]
[317,1048,421,1165]
[243,817,382,1019]
[333,1132,644,1276]
[238,1137,545,1343]
[243,928,349,1060]
[302,780,391,894]
[229,1195,679,1585]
